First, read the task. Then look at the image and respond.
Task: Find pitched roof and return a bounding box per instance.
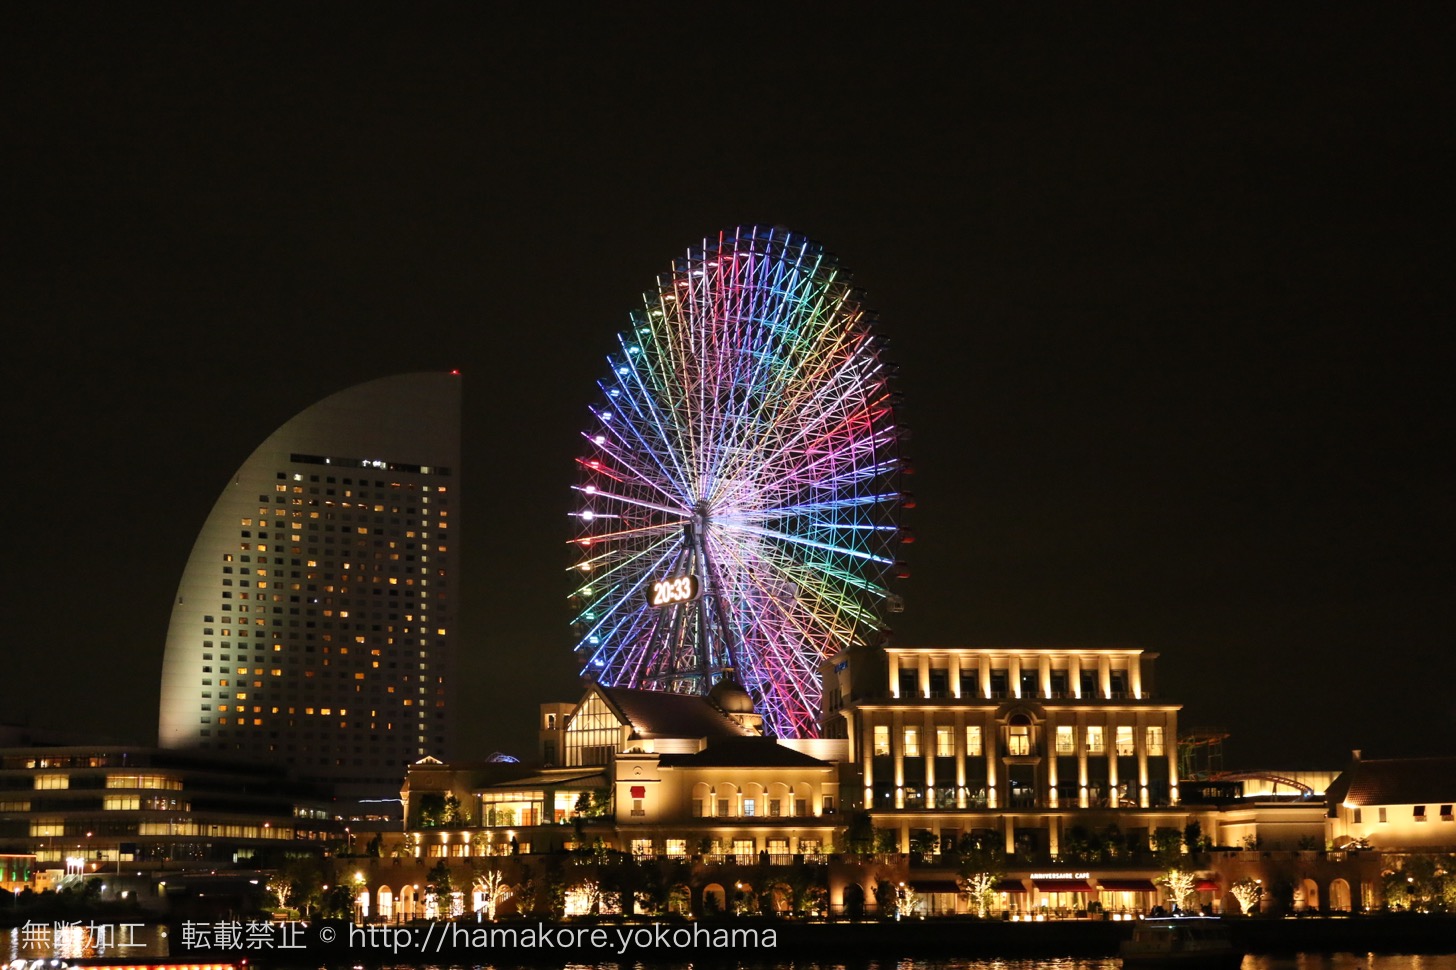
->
[478,770,604,790]
[1335,756,1456,806]
[597,686,749,740]
[658,736,830,769]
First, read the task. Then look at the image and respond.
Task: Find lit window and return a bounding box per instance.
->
[1007,714,1031,756]
[935,726,954,757]
[1146,726,1165,756]
[1055,725,1075,754]
[873,725,890,756]
[966,725,983,757]
[1115,726,1135,756]
[903,726,920,757]
[1086,726,1105,753]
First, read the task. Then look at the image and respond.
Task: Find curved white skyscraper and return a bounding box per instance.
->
[159,372,461,801]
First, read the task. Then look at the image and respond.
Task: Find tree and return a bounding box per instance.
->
[954,833,1006,917]
[1382,853,1454,912]
[1100,823,1124,860]
[473,866,509,919]
[1152,827,1185,868]
[874,827,899,857]
[571,875,609,915]
[417,792,446,828]
[1161,868,1197,911]
[1062,825,1101,863]
[873,880,898,918]
[1230,878,1262,915]
[845,810,876,858]
[634,860,670,915]
[272,856,325,916]
[781,858,827,916]
[427,859,453,896]
[598,851,648,916]
[320,882,356,919]
[267,876,293,912]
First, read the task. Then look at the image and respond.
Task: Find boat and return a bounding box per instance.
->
[1118,916,1243,967]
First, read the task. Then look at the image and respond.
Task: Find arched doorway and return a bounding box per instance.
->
[702,883,727,916]
[398,884,418,920]
[1298,878,1320,912]
[377,886,394,921]
[1329,878,1351,912]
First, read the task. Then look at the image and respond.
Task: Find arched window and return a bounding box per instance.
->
[1008,713,1032,756]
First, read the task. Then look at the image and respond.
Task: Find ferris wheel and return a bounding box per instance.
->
[569,226,908,738]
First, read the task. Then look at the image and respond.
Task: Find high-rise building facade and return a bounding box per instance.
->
[158,372,460,803]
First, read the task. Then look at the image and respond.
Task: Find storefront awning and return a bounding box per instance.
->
[910,880,961,894]
[1098,879,1157,892]
[995,879,1026,893]
[1196,879,1221,892]
[1033,880,1091,893]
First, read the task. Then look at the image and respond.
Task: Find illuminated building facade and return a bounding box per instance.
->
[0,745,338,876]
[157,372,461,805]
[816,643,1191,915]
[360,648,1446,920]
[1327,752,1456,852]
[389,685,849,919]
[823,644,1182,816]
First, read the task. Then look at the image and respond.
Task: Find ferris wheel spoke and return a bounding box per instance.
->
[710,534,865,663]
[572,228,904,737]
[571,484,689,519]
[600,369,696,500]
[726,522,896,566]
[713,377,886,503]
[580,434,694,514]
[577,536,685,665]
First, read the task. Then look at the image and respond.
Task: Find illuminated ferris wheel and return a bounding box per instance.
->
[569,226,908,737]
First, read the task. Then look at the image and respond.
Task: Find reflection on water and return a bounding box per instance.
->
[1243,958,1456,970]
[5,932,1455,970]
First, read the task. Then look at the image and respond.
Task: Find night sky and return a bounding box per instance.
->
[5,6,1452,771]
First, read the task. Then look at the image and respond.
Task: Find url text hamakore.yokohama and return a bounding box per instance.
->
[346,922,778,955]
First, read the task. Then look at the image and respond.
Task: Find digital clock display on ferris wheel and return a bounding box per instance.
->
[647,574,700,608]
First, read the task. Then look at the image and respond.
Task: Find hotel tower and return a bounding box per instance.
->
[158,372,460,805]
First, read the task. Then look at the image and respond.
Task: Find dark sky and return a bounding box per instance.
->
[4,5,1452,770]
